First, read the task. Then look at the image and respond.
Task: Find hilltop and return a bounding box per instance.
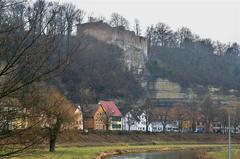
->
[56,21,240,108]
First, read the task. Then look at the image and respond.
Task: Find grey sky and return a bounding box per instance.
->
[59,0,240,43]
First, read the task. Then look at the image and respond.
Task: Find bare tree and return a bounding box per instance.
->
[64,3,80,35]
[170,105,191,132]
[214,41,228,56]
[75,9,86,25]
[176,27,195,48]
[109,12,129,29]
[141,99,154,133]
[217,108,228,134]
[153,107,170,132]
[0,0,75,100]
[146,23,174,47]
[125,108,138,131]
[199,95,217,133]
[30,85,75,152]
[154,23,173,47]
[146,25,157,46]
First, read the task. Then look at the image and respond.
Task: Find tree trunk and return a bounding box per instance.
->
[106,121,109,131]
[49,116,62,152]
[49,129,56,152]
[162,123,166,132]
[234,126,237,134]
[205,119,210,133]
[179,120,182,133]
[191,121,196,132]
[146,124,149,133]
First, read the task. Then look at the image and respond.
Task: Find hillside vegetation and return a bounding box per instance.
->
[55,37,144,105]
[146,23,240,91]
[148,47,240,90]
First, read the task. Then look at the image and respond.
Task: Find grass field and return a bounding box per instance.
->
[12,144,229,159]
[207,148,240,159]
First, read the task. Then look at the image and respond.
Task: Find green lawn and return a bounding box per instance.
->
[12,144,228,159]
[207,148,240,159]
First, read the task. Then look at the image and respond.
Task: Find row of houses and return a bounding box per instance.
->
[2,99,240,133]
[73,100,179,132]
[71,100,240,133]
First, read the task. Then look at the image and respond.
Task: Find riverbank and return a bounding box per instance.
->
[94,144,224,159]
[13,143,227,159]
[8,132,240,158]
[201,148,240,159]
[57,130,240,146]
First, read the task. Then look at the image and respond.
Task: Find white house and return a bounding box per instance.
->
[151,121,179,132]
[123,110,179,133]
[123,111,152,132]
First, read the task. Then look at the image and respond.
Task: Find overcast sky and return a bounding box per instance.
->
[59,0,240,44]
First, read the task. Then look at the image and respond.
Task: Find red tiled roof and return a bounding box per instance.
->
[99,100,122,117]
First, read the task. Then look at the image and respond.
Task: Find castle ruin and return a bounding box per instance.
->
[77,21,148,74]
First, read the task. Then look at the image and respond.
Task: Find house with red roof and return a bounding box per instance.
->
[99,100,123,131]
[84,100,123,131]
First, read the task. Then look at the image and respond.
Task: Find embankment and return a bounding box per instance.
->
[58,130,240,146]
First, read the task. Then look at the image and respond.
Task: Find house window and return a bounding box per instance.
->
[112,124,121,129]
[112,116,121,122]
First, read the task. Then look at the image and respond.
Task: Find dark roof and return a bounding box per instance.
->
[85,104,99,118]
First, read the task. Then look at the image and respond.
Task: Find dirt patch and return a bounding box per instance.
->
[197,153,216,159]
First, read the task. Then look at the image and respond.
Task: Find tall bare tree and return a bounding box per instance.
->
[141,99,154,133]
[153,107,170,132]
[33,85,75,152]
[0,0,74,100]
[170,105,191,132]
[125,108,139,131]
[199,95,217,133]
[109,12,129,29]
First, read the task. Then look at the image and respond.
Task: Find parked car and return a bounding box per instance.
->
[195,127,204,133]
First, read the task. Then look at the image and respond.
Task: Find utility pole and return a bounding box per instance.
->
[228,114,232,159]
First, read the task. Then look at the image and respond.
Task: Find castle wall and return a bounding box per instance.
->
[77,22,148,58]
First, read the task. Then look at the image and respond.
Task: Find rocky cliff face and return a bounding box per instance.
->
[77,21,148,75]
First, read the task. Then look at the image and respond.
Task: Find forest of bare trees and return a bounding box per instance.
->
[0,0,83,157]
